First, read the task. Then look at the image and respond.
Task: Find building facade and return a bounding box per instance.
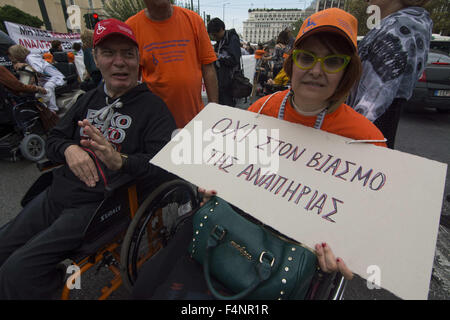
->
[0,0,106,33]
[315,0,346,11]
[243,9,305,44]
[242,0,347,44]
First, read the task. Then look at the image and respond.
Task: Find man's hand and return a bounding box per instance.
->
[64,144,99,187]
[78,119,123,171]
[35,86,47,94]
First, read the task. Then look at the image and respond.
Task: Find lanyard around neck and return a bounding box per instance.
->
[277,90,327,130]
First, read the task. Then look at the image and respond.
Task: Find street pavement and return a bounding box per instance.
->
[0,101,449,300]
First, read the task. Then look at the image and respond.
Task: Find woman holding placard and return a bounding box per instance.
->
[203,8,387,282]
[132,8,387,300]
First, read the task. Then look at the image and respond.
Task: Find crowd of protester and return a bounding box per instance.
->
[0,33,103,115]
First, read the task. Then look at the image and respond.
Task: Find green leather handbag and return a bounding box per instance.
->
[188,196,318,300]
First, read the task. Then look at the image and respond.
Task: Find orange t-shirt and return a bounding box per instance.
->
[126,6,217,128]
[248,90,387,148]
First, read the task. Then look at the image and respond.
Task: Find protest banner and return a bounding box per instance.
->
[4,21,80,54]
[151,103,447,300]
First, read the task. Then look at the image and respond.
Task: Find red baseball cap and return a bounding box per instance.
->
[93,18,138,48]
[295,8,358,53]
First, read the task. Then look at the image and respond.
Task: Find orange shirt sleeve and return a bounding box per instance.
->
[192,13,216,65]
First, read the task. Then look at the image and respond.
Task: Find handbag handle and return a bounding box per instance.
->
[203,225,273,300]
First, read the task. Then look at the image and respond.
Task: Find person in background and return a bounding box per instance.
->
[72,42,83,57]
[126,0,219,128]
[42,52,54,64]
[246,42,255,54]
[0,65,46,95]
[265,67,290,93]
[207,17,242,107]
[271,29,292,77]
[8,45,65,113]
[0,30,15,72]
[72,42,86,82]
[254,43,266,60]
[347,0,432,149]
[49,40,63,55]
[80,30,102,91]
[240,43,249,56]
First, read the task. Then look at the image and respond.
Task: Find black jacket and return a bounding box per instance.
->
[214,29,242,89]
[46,83,177,205]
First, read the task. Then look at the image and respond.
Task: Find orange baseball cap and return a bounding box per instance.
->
[295,8,358,52]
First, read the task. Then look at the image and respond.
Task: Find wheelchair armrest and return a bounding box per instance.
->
[104,174,135,198]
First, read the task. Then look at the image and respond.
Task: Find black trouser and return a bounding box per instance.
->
[0,189,98,299]
[219,85,235,107]
[373,99,405,149]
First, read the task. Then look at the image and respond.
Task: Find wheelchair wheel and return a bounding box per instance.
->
[20,133,45,162]
[120,179,199,292]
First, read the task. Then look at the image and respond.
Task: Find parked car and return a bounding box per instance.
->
[407,50,450,113]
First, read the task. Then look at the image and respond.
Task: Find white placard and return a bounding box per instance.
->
[151,103,447,300]
[5,21,80,54]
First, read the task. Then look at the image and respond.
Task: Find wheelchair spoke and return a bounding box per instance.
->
[120,180,200,292]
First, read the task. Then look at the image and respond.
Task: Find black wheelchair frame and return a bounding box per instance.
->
[0,85,50,162]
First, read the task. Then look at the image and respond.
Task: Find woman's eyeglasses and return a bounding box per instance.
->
[292,49,351,74]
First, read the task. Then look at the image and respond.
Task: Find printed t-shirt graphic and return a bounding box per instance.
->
[80,109,132,152]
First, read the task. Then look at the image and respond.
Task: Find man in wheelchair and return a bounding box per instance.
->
[0,19,176,299]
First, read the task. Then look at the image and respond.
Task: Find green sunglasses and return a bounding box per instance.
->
[292,49,351,74]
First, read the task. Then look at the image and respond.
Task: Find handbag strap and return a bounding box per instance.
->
[203,225,273,300]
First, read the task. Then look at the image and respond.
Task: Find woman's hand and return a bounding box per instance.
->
[197,187,217,206]
[315,243,353,280]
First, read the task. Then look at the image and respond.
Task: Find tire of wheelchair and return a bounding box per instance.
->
[119,179,199,292]
[20,133,46,162]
